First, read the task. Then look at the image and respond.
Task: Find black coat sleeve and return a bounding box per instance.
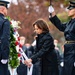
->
[31,35,54,63]
[1,19,10,59]
[49,15,66,32]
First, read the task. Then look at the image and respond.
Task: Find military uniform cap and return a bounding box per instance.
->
[67,1,75,10]
[0,0,10,8]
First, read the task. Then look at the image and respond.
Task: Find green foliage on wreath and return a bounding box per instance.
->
[7,16,20,68]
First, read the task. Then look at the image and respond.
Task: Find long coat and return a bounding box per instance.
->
[0,13,10,75]
[31,32,59,75]
[49,15,75,75]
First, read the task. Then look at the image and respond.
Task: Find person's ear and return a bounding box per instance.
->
[1,7,5,12]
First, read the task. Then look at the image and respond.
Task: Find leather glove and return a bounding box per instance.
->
[48,5,54,13]
[1,59,8,64]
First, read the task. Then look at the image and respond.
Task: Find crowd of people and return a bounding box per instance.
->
[0,0,75,75]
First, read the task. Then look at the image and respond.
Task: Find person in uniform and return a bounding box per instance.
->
[0,0,10,75]
[48,1,75,75]
[24,19,59,75]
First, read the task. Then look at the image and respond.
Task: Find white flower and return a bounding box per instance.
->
[11,20,21,29]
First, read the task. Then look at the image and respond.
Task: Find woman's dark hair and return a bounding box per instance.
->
[33,19,49,32]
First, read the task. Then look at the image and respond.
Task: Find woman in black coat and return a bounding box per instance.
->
[24,19,59,75]
[49,1,75,75]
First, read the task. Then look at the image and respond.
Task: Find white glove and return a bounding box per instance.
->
[60,62,64,67]
[48,5,54,13]
[74,62,75,67]
[1,59,8,64]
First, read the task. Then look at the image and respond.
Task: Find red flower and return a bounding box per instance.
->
[19,44,22,48]
[18,37,20,41]
[18,53,21,57]
[15,41,19,46]
[10,22,12,24]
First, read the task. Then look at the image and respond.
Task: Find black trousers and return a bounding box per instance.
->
[0,62,9,75]
[17,62,27,75]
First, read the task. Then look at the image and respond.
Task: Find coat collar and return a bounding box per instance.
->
[69,18,75,24]
[37,32,49,38]
[0,13,4,17]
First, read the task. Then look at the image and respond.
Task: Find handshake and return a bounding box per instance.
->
[48,5,54,13]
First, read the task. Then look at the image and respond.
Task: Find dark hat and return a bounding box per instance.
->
[0,0,10,8]
[67,1,75,10]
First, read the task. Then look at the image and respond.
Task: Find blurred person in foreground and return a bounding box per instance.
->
[24,19,59,75]
[0,0,10,75]
[17,37,34,75]
[48,1,75,75]
[17,36,27,75]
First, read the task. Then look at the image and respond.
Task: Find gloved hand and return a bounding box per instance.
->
[74,62,75,67]
[48,5,54,13]
[60,62,64,67]
[1,59,8,64]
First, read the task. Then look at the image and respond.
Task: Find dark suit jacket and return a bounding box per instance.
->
[49,15,75,75]
[0,13,10,75]
[0,13,10,60]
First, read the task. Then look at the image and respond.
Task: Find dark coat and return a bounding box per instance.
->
[49,15,75,75]
[0,13,10,75]
[31,32,59,75]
